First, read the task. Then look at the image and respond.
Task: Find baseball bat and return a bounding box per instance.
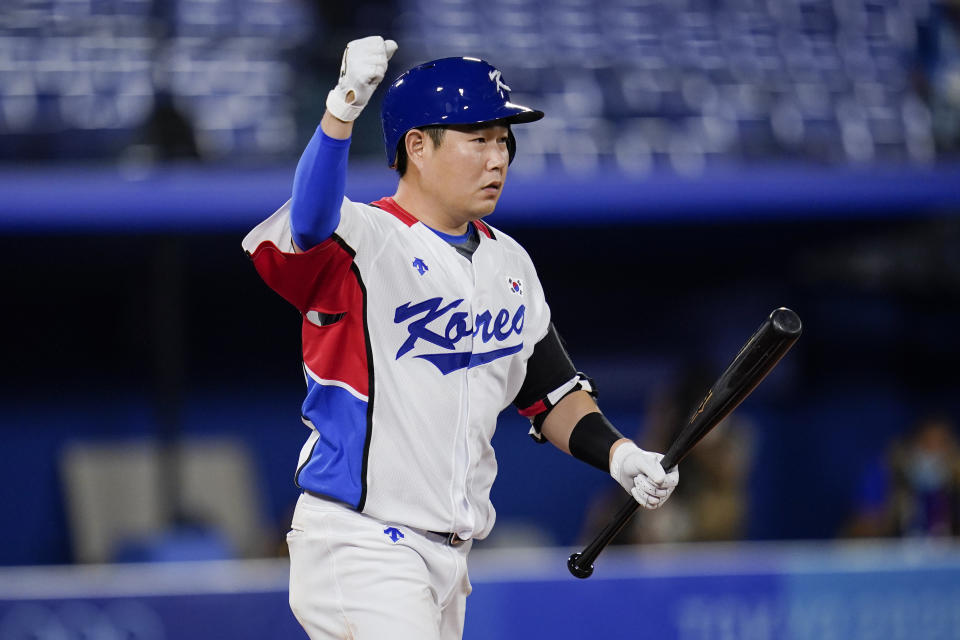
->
[567,307,802,579]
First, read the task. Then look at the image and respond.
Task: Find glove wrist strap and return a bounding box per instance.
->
[609,440,641,486]
[326,86,364,122]
[569,412,624,473]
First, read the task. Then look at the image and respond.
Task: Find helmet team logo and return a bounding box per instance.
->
[506,277,522,295]
[394,297,525,375]
[488,69,511,94]
[412,257,429,276]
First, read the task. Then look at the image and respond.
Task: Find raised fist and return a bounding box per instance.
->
[326,36,398,122]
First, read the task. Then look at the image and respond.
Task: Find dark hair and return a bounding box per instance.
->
[395,126,446,177]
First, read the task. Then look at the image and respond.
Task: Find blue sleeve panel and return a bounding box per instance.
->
[290,127,351,250]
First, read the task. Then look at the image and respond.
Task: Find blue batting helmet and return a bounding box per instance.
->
[381,57,544,167]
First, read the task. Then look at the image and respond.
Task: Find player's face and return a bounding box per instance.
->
[421,124,510,222]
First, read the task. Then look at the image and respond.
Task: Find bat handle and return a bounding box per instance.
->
[568,455,677,579]
[567,496,640,578]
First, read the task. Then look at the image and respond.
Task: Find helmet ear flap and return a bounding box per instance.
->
[507,127,517,164]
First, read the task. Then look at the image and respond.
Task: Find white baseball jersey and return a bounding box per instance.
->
[242,196,551,540]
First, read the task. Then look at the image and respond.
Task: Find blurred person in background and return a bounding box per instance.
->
[582,364,754,545]
[136,90,199,162]
[846,413,960,537]
[915,0,960,153]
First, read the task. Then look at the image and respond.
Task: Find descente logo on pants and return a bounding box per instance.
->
[394,297,525,374]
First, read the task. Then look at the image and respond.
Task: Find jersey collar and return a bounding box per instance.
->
[371,197,496,240]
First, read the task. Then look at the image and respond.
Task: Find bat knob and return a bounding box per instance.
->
[771,307,802,336]
[567,553,594,579]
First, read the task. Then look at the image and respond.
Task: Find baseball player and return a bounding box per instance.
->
[242,36,680,640]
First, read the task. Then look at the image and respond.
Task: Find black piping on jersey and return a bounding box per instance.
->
[350,240,376,512]
[293,414,319,490]
[291,232,376,512]
[306,311,345,326]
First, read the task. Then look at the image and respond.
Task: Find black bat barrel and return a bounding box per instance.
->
[662,307,801,470]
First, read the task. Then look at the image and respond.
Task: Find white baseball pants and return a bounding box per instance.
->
[287,492,473,640]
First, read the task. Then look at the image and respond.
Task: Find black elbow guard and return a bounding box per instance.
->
[569,412,624,472]
[514,323,598,443]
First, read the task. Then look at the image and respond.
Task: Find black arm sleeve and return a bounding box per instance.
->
[569,412,625,472]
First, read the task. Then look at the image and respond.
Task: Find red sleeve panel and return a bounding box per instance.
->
[249,236,370,398]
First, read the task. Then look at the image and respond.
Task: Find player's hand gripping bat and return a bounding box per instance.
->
[567,307,802,579]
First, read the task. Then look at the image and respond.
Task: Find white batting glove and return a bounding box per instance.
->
[610,442,679,509]
[326,36,398,122]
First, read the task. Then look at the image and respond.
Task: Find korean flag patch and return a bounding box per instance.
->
[506,277,523,295]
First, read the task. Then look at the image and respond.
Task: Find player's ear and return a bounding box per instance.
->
[405,129,426,171]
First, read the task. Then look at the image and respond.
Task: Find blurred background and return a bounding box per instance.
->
[2,0,960,638]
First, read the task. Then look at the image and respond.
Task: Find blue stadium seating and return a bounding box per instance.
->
[0,0,311,159]
[0,0,948,169]
[396,0,939,173]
